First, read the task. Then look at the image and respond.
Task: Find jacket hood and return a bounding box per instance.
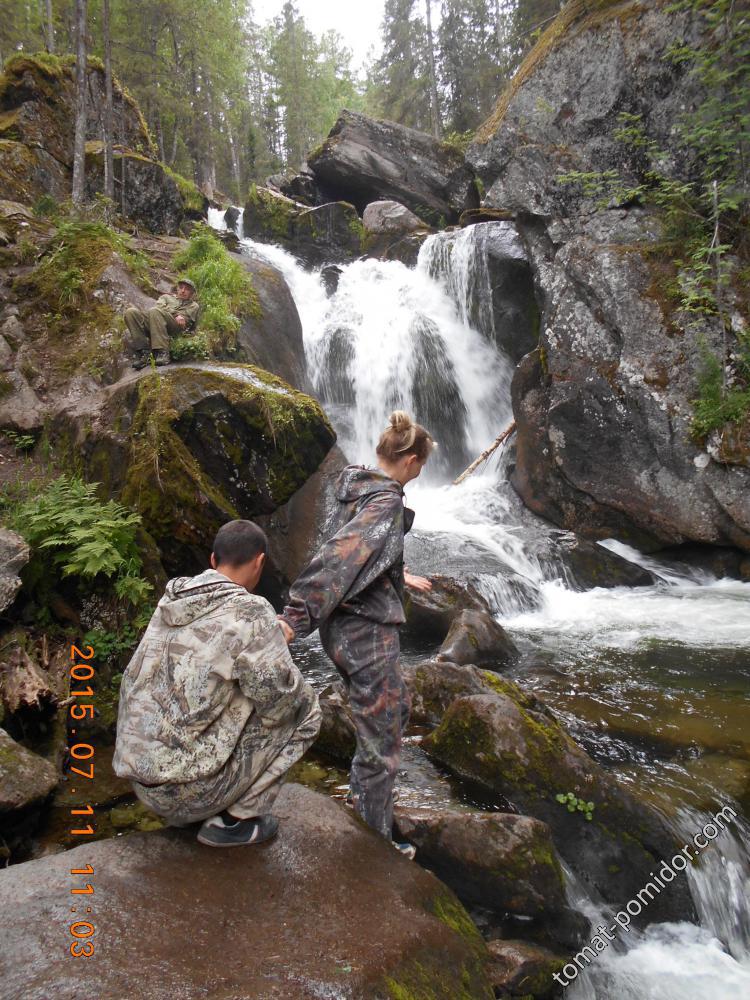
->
[334,465,404,503]
[158,568,244,627]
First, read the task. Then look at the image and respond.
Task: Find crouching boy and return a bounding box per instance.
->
[113,520,321,847]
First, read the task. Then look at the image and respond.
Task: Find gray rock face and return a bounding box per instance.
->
[468,4,750,552]
[85,149,188,236]
[308,110,479,225]
[0,528,28,613]
[424,690,696,926]
[0,783,494,999]
[394,806,567,919]
[0,728,57,813]
[0,369,44,431]
[234,252,309,391]
[437,609,519,670]
[363,199,425,235]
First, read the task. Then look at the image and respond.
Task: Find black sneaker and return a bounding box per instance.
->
[197,812,278,848]
[153,349,171,366]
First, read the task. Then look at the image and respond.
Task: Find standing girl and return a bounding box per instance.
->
[278,411,435,855]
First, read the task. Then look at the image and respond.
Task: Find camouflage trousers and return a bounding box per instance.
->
[132,694,321,825]
[320,612,410,839]
[124,306,180,352]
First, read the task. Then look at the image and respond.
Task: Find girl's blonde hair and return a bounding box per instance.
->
[376,410,436,463]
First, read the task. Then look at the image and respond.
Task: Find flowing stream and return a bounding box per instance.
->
[211,208,750,997]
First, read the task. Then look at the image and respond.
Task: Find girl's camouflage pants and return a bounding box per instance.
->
[320,612,410,839]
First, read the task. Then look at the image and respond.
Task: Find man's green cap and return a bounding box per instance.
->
[176,277,197,292]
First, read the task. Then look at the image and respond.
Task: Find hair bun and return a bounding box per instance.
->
[389,410,413,433]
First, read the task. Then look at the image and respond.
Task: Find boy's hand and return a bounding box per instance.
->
[277,616,294,644]
[405,571,432,592]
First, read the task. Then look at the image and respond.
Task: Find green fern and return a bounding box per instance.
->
[7,475,152,605]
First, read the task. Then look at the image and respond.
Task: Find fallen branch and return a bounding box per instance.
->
[452,421,516,485]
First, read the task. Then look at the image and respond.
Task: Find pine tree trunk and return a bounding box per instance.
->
[102,0,114,202]
[425,0,441,139]
[71,0,88,207]
[45,0,55,52]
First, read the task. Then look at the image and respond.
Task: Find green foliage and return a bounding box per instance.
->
[24,219,149,315]
[162,165,205,214]
[83,603,153,667]
[33,194,61,219]
[441,130,475,154]
[1,429,35,452]
[556,791,595,821]
[4,475,152,606]
[15,235,37,264]
[170,331,212,361]
[172,224,259,353]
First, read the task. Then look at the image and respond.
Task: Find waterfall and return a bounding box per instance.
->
[238,233,515,478]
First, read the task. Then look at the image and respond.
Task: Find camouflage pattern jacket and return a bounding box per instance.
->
[156,293,200,331]
[113,569,318,786]
[281,465,415,639]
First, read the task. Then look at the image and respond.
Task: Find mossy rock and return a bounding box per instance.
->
[423,685,696,926]
[53,363,336,575]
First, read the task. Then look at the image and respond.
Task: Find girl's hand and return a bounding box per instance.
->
[277,616,295,644]
[405,571,432,592]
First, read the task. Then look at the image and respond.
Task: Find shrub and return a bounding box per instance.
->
[172,223,259,353]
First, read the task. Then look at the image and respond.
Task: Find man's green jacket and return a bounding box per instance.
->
[156,293,200,331]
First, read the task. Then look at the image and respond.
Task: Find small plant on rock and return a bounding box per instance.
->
[556,791,595,821]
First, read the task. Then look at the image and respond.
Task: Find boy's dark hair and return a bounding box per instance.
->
[211,520,268,567]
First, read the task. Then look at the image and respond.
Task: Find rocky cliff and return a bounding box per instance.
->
[469,0,750,553]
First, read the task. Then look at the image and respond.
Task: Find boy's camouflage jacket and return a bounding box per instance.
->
[281,465,415,639]
[113,569,318,787]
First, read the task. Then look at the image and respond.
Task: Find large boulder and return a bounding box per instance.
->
[0,527,29,612]
[486,939,567,1000]
[52,364,336,575]
[423,683,697,925]
[437,609,519,670]
[243,186,364,267]
[402,573,494,645]
[363,199,425,235]
[234,251,310,391]
[468,3,750,551]
[394,806,567,919]
[308,110,479,226]
[0,783,495,999]
[85,143,202,236]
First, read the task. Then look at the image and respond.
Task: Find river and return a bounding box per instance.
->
[210,208,750,998]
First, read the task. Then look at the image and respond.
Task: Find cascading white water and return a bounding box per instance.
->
[214,215,750,998]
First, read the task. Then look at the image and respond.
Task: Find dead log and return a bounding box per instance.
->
[452,421,516,486]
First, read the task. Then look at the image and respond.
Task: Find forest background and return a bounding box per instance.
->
[0,0,563,201]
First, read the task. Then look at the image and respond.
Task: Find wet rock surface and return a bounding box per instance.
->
[438,609,519,670]
[486,939,567,999]
[423,687,697,926]
[402,573,494,644]
[0,783,494,1000]
[394,805,567,918]
[234,251,309,391]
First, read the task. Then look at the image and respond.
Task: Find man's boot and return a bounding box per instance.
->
[152,349,171,366]
[131,350,150,370]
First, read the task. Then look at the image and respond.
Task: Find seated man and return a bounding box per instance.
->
[112,520,321,847]
[124,277,200,369]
